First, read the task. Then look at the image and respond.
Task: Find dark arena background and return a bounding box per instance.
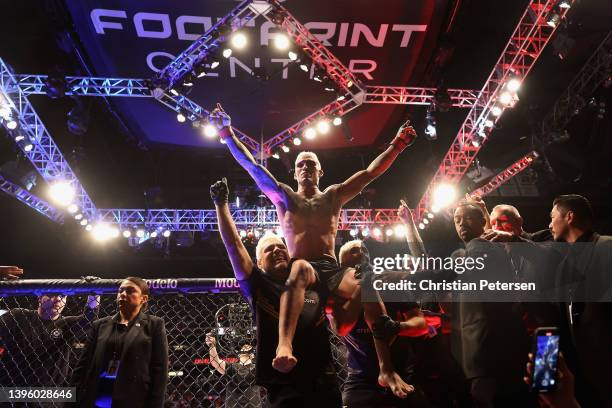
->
[0,0,611,407]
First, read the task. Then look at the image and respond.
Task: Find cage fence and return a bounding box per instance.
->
[0,279,348,407]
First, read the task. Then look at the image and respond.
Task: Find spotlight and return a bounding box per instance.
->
[427,212,434,219]
[239,230,247,238]
[385,228,393,237]
[425,109,437,140]
[222,48,232,58]
[230,32,247,49]
[274,34,290,50]
[254,229,261,239]
[498,92,513,106]
[559,0,571,8]
[281,145,290,153]
[332,116,342,126]
[176,112,186,123]
[75,213,83,220]
[272,152,280,159]
[163,230,171,238]
[288,51,298,61]
[67,204,78,214]
[313,71,324,82]
[23,144,33,152]
[92,223,112,242]
[423,218,429,225]
[194,65,207,78]
[85,224,93,231]
[123,230,131,238]
[362,227,370,237]
[434,88,452,112]
[150,231,158,238]
[299,63,309,72]
[394,225,406,238]
[67,102,89,136]
[336,94,346,101]
[80,219,88,226]
[0,105,11,120]
[418,222,425,230]
[169,88,180,97]
[506,78,521,93]
[14,135,25,142]
[203,123,218,138]
[349,228,358,237]
[303,127,317,140]
[210,60,220,69]
[547,12,560,28]
[182,74,194,87]
[44,74,67,99]
[136,229,145,238]
[292,137,302,146]
[484,119,495,128]
[491,105,503,117]
[6,119,17,130]
[316,119,330,135]
[373,227,382,238]
[432,183,457,210]
[49,181,75,207]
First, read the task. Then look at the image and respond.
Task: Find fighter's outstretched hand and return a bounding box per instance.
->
[209,102,231,129]
[210,177,229,205]
[0,266,23,280]
[398,199,414,224]
[391,120,417,151]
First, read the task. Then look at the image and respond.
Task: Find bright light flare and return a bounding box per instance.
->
[49,181,75,207]
[394,225,407,238]
[316,120,330,134]
[203,124,218,138]
[273,34,290,50]
[506,78,521,93]
[303,127,317,140]
[230,32,247,49]
[432,183,457,210]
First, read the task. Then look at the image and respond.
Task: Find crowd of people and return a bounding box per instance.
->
[0,104,610,407]
[210,103,612,408]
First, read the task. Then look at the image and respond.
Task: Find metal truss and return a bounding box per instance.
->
[364,86,482,108]
[157,0,268,90]
[15,75,151,97]
[0,58,98,220]
[468,150,539,198]
[15,74,261,152]
[264,93,360,153]
[263,0,364,99]
[0,175,64,223]
[98,208,403,231]
[539,30,612,143]
[415,0,574,222]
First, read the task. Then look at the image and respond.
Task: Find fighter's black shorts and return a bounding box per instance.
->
[288,256,350,296]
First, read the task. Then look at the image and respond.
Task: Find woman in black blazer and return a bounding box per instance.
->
[71,277,168,408]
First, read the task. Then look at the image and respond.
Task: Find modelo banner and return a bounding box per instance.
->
[65,0,449,149]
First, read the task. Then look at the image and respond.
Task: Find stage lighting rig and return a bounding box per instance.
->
[434,88,451,112]
[49,180,75,207]
[43,73,67,99]
[424,106,437,140]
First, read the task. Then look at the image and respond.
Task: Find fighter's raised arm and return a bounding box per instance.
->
[211,177,253,280]
[335,120,417,206]
[211,103,287,207]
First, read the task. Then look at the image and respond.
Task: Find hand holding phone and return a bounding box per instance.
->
[530,327,560,393]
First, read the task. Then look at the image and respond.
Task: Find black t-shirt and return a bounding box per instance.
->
[344,302,419,384]
[224,362,261,407]
[240,266,336,386]
[0,308,96,387]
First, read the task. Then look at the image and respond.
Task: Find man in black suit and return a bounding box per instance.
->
[548,194,612,407]
[450,203,535,407]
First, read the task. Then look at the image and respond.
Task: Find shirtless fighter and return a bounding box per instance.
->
[211,103,416,397]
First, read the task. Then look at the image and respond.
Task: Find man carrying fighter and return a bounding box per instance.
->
[209,103,417,397]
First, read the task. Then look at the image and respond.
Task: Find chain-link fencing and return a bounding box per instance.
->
[0,279,347,407]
